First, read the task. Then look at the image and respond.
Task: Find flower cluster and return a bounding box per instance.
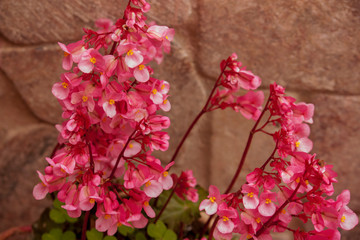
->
[32,0,189,235]
[200,82,358,239]
[208,53,264,120]
[32,1,358,239]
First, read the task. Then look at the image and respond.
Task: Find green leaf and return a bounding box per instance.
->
[163,229,177,240]
[118,224,135,236]
[147,221,167,239]
[41,228,62,240]
[158,185,208,230]
[53,198,64,209]
[42,233,57,240]
[135,232,147,240]
[155,221,167,235]
[103,236,117,240]
[65,214,78,223]
[49,208,66,224]
[86,228,103,240]
[62,231,76,240]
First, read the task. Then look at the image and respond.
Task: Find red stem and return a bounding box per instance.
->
[253,181,302,238]
[208,216,219,240]
[259,141,278,170]
[108,128,138,179]
[154,181,178,223]
[169,110,205,164]
[224,96,271,194]
[87,142,94,173]
[169,63,227,165]
[81,211,90,240]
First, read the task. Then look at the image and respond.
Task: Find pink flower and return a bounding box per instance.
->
[58,40,85,70]
[199,185,222,215]
[216,203,238,234]
[125,48,144,68]
[174,170,199,202]
[78,49,105,73]
[134,64,150,82]
[235,91,264,120]
[242,184,259,209]
[258,191,277,217]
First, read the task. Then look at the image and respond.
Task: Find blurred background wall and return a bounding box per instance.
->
[0,0,359,238]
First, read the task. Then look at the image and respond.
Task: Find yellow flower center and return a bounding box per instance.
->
[305,180,309,185]
[89,198,95,204]
[161,84,165,90]
[163,171,168,177]
[144,201,149,206]
[152,89,157,95]
[265,198,271,204]
[128,143,133,149]
[82,96,88,102]
[295,141,300,148]
[127,49,134,56]
[165,36,169,40]
[256,218,261,223]
[138,64,145,70]
[90,57,96,64]
[104,214,111,219]
[222,216,229,222]
[145,181,151,187]
[247,234,252,239]
[109,99,115,105]
[62,82,68,88]
[163,99,168,104]
[281,209,286,214]
[295,177,300,183]
[341,216,346,223]
[64,52,69,57]
[247,192,254,198]
[209,196,216,203]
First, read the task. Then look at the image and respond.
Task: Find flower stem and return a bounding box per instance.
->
[81,211,90,240]
[154,181,178,223]
[108,128,138,179]
[88,142,94,173]
[169,63,227,165]
[253,181,301,238]
[208,216,219,240]
[224,96,271,194]
[169,110,205,163]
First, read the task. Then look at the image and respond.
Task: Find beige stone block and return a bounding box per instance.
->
[0,0,128,44]
[0,71,39,142]
[310,94,360,212]
[151,43,210,187]
[0,0,194,45]
[208,104,275,192]
[0,124,57,232]
[0,45,63,124]
[198,0,360,94]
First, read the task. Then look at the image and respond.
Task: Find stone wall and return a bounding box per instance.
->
[0,0,359,238]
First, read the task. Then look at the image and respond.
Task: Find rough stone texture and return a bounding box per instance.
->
[0,124,57,232]
[209,107,275,192]
[209,91,304,192]
[198,0,360,94]
[310,94,360,211]
[0,0,127,44]
[0,0,194,45]
[0,71,38,143]
[151,42,210,187]
[0,44,64,124]
[0,0,360,238]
